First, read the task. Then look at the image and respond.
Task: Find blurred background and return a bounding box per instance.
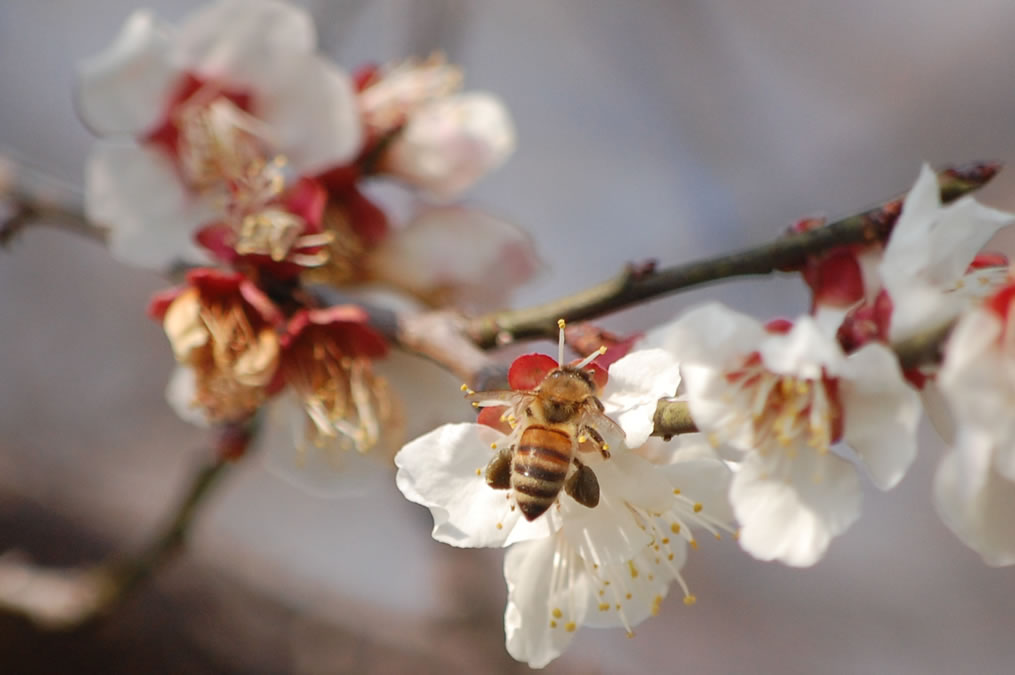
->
[3,0,1015,672]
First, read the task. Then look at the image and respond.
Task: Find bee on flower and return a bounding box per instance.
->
[395,322,734,667]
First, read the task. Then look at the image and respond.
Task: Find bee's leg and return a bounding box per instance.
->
[485,446,513,490]
[582,425,611,459]
[565,459,600,508]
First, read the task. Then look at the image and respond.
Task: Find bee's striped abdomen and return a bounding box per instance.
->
[513,425,572,521]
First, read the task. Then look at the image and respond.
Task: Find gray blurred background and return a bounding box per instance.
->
[3,0,1015,673]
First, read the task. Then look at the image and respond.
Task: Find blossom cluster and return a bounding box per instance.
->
[78,0,536,481]
[74,0,1015,669]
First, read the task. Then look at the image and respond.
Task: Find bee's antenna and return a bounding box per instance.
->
[557,318,566,365]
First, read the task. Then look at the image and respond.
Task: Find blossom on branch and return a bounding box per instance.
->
[653,303,921,566]
[78,0,362,269]
[149,269,283,426]
[357,53,516,200]
[935,278,1015,565]
[395,338,730,667]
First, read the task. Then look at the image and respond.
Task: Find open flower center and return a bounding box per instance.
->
[166,288,279,423]
[724,353,843,452]
[281,328,394,452]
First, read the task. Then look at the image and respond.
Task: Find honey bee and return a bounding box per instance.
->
[468,321,623,521]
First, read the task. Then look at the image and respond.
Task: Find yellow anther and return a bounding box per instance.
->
[552,608,562,619]
[557,319,566,329]
[714,532,722,540]
[460,383,469,392]
[673,488,681,495]
[550,621,557,628]
[626,593,632,600]
[577,435,587,444]
[693,503,703,513]
[471,401,479,407]
[491,442,498,449]
[601,444,610,452]
[598,603,610,611]
[565,622,576,632]
[628,561,639,578]
[690,539,698,549]
[683,595,697,606]
[475,469,481,476]
[496,522,503,530]
[626,631,636,639]
[661,537,670,544]
[598,345,607,355]
[651,595,663,616]
[671,523,681,534]
[668,553,674,561]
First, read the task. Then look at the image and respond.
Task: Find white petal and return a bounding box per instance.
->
[165,365,209,428]
[939,308,1015,469]
[76,10,179,135]
[759,315,846,379]
[394,423,554,548]
[260,394,389,498]
[839,343,921,490]
[85,140,215,270]
[679,362,757,450]
[648,303,767,367]
[176,0,315,80]
[657,438,735,525]
[921,382,957,445]
[934,430,1015,567]
[385,92,516,200]
[367,207,540,312]
[504,536,591,668]
[601,348,681,448]
[581,545,685,630]
[731,449,861,567]
[252,53,363,173]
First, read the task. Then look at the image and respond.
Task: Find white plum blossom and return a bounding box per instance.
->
[78,0,362,269]
[358,54,515,200]
[394,348,732,668]
[652,303,921,566]
[380,92,516,201]
[878,163,1014,341]
[935,280,1015,565]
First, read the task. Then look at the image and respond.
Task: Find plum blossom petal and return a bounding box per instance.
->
[934,429,1015,567]
[759,316,847,379]
[260,393,390,499]
[165,365,210,428]
[600,348,681,447]
[839,343,921,490]
[367,207,540,311]
[394,423,554,548]
[880,163,1015,340]
[175,0,315,85]
[85,141,215,268]
[731,449,861,567]
[504,534,592,669]
[76,10,178,135]
[383,92,516,200]
[252,53,363,173]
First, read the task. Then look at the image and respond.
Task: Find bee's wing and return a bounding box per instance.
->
[465,389,532,408]
[261,393,393,498]
[580,400,628,450]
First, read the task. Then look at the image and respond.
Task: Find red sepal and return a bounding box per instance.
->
[764,318,794,334]
[282,305,388,359]
[147,286,186,320]
[508,353,558,391]
[477,405,512,434]
[969,252,1009,270]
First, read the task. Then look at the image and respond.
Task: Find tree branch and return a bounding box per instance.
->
[0,156,108,247]
[467,161,1000,348]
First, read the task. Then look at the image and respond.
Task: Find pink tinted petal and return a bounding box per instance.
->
[76,10,179,135]
[85,140,215,269]
[367,207,540,312]
[508,354,558,391]
[384,92,516,200]
[648,303,767,367]
[759,316,846,379]
[731,449,861,567]
[840,343,921,490]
